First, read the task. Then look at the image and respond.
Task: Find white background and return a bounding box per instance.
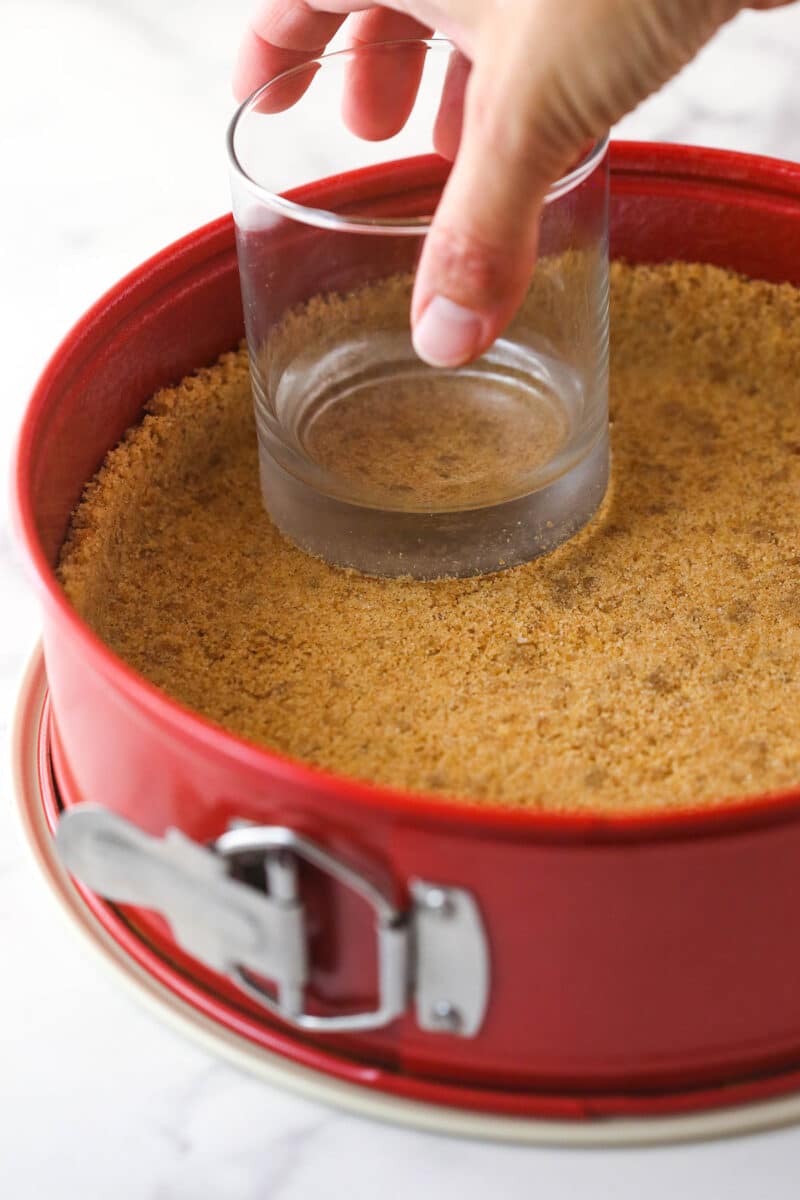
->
[2,2,800,1195]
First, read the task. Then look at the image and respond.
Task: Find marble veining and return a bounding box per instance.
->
[2,2,800,1195]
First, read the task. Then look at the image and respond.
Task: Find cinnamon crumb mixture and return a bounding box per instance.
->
[58,263,800,813]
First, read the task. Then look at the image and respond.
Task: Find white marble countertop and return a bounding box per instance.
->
[2,2,800,1195]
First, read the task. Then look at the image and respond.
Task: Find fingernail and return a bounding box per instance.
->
[412,296,484,368]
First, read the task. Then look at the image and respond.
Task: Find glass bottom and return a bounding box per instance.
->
[263,333,584,511]
[258,424,609,580]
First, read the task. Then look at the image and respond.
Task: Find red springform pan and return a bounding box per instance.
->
[12,142,800,1120]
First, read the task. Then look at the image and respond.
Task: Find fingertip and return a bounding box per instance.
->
[410,212,540,366]
[341,87,413,142]
[341,34,429,143]
[412,294,490,368]
[233,34,319,112]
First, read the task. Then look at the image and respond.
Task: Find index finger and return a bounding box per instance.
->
[234,0,373,103]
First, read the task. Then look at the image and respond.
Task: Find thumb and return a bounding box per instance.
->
[411,45,573,369]
[411,0,747,369]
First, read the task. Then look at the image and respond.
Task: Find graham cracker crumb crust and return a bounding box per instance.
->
[58,263,800,814]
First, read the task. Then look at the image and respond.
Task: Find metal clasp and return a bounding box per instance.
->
[214,824,408,1033]
[55,805,489,1038]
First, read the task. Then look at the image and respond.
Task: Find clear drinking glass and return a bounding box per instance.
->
[228,39,609,579]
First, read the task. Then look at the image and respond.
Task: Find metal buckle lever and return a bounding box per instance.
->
[55,805,489,1038]
[55,805,309,1006]
[214,824,409,1033]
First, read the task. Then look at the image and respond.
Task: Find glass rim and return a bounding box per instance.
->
[227,38,609,235]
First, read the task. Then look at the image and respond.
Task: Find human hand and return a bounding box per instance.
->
[235,1,792,367]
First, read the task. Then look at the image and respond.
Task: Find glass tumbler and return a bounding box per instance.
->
[228,39,609,579]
